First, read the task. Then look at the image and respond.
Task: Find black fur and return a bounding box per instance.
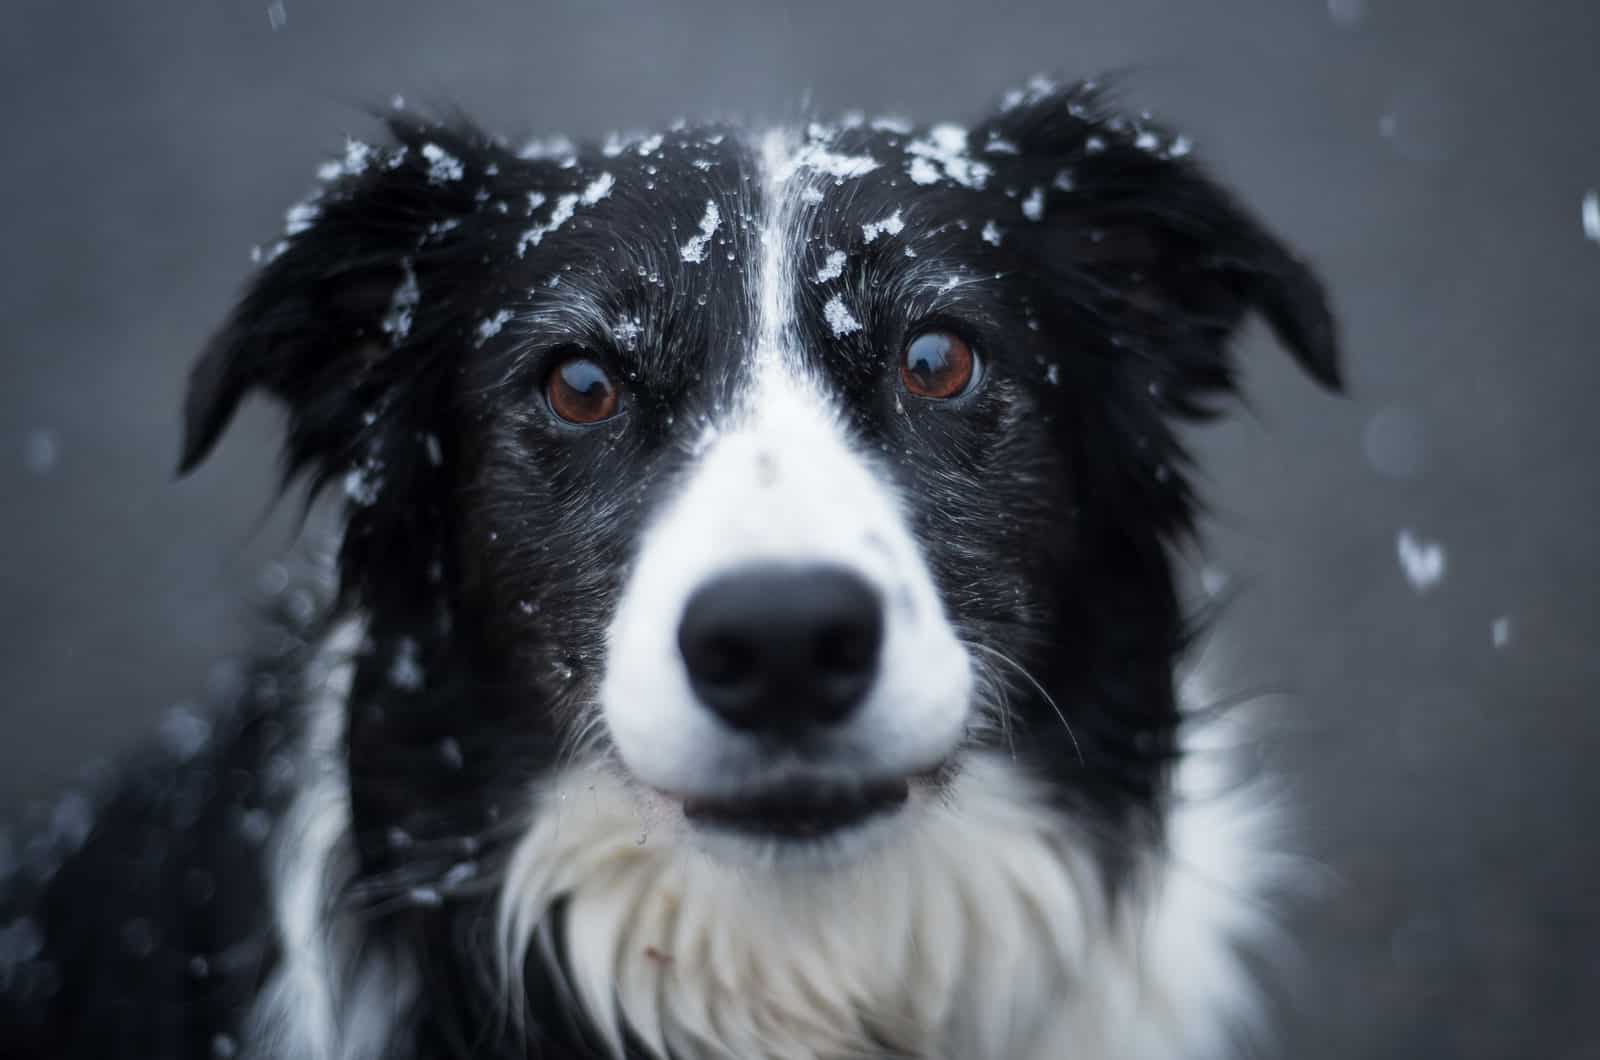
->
[1,78,1338,1058]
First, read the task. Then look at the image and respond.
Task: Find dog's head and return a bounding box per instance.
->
[182,80,1337,879]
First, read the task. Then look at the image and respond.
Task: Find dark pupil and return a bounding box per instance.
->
[559,360,611,404]
[907,333,955,383]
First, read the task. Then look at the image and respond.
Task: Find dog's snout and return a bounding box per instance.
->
[677,565,883,732]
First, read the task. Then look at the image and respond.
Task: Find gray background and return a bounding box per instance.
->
[3,0,1596,1056]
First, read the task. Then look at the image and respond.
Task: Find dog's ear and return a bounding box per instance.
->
[976,80,1341,410]
[178,116,516,484]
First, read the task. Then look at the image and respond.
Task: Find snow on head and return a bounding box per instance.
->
[861,208,905,243]
[580,172,615,205]
[421,143,464,184]
[791,144,879,181]
[905,124,991,189]
[679,200,721,264]
[1396,529,1446,592]
[1000,75,1059,112]
[518,135,576,162]
[284,199,320,236]
[475,309,514,346]
[517,193,582,257]
[316,138,375,182]
[814,249,847,283]
[823,294,862,337]
[381,259,420,342]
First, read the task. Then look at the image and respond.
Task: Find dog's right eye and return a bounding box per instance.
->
[546,355,621,424]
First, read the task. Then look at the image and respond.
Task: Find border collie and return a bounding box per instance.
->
[0,76,1339,1059]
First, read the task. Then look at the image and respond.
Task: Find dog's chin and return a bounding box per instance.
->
[651,768,944,870]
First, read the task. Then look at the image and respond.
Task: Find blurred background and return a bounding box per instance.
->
[2,0,1596,1055]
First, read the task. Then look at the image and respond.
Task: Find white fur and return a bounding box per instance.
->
[243,619,416,1060]
[494,716,1289,1060]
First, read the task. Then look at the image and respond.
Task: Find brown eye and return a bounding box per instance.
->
[901,331,976,400]
[546,355,621,424]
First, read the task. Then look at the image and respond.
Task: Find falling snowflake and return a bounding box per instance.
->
[1396,529,1446,592]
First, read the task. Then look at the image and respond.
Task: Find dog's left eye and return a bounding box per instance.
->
[901,331,977,400]
[546,355,622,424]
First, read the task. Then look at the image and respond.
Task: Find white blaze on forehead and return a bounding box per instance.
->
[753,128,807,375]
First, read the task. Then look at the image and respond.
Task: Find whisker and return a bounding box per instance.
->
[965,641,1084,765]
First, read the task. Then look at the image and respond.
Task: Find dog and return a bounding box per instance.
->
[0,75,1339,1059]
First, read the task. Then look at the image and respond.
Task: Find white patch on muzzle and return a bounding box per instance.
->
[598,365,972,800]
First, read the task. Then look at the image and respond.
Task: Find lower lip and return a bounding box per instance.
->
[679,777,911,840]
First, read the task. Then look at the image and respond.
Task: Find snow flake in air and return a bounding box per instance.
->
[981,220,1003,246]
[1583,190,1600,243]
[23,429,58,475]
[1396,529,1446,593]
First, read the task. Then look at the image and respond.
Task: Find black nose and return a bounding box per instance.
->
[677,565,884,732]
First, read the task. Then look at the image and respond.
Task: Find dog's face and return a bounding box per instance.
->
[182,81,1337,877]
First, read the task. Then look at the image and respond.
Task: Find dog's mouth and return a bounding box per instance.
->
[680,776,911,839]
